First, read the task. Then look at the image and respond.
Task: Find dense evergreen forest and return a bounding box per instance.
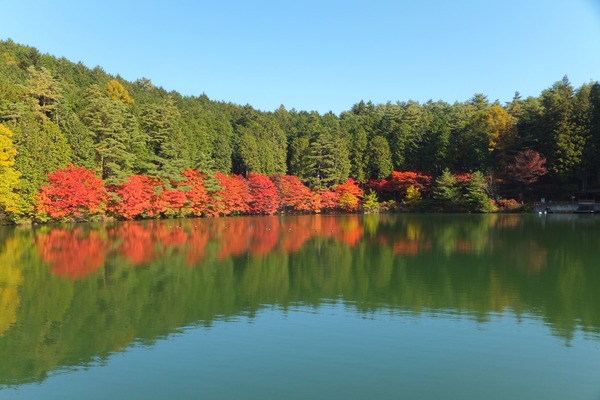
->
[1,39,599,223]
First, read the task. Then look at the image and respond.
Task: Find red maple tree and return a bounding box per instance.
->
[36,164,107,220]
[272,174,314,212]
[109,175,167,219]
[333,178,363,212]
[179,168,209,217]
[319,190,340,211]
[508,149,547,185]
[247,173,280,215]
[210,173,250,217]
[368,171,432,199]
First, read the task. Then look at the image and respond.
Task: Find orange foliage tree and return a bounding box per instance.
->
[368,171,432,200]
[247,173,280,215]
[159,189,187,217]
[333,178,363,212]
[179,168,209,217]
[36,164,107,220]
[210,173,250,216]
[271,174,314,212]
[319,190,340,212]
[109,175,168,219]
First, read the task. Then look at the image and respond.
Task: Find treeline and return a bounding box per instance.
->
[1,39,600,222]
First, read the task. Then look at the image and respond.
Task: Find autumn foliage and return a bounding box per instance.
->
[37,229,106,280]
[109,175,167,220]
[247,173,280,215]
[32,162,524,222]
[368,171,432,199]
[179,168,209,216]
[36,164,106,220]
[508,150,547,185]
[210,173,250,216]
[272,175,314,212]
[334,178,363,212]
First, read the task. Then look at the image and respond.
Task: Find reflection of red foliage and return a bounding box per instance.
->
[526,242,548,272]
[247,173,280,215]
[310,215,339,239]
[249,217,280,255]
[37,229,106,280]
[159,226,188,247]
[115,223,158,266]
[217,218,250,259]
[337,216,363,247]
[279,218,315,253]
[184,224,210,267]
[393,240,419,255]
[455,240,473,254]
[37,164,106,219]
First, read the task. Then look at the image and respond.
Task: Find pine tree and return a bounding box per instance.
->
[462,171,491,212]
[367,135,393,179]
[434,169,460,210]
[83,85,137,185]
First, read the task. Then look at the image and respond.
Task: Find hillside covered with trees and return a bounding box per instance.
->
[1,39,599,222]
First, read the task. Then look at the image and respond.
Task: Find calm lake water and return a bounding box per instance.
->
[0,214,599,399]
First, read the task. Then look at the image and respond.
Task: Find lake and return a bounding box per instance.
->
[0,214,599,399]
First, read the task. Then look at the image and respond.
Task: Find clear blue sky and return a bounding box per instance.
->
[2,0,600,114]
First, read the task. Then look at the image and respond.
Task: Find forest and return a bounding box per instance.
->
[1,39,599,223]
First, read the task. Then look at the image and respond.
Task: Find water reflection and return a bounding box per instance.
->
[0,214,599,385]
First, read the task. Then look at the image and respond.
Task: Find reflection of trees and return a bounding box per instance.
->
[0,215,600,385]
[36,229,105,280]
[0,238,23,337]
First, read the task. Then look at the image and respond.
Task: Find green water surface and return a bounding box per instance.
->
[0,214,599,399]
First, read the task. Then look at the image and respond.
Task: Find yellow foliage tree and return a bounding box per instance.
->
[402,185,422,209]
[0,124,22,217]
[485,105,516,154]
[106,79,135,105]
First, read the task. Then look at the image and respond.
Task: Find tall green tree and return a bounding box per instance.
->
[538,77,586,183]
[82,85,138,185]
[448,96,491,172]
[307,133,338,189]
[140,96,188,182]
[434,169,460,210]
[414,101,452,174]
[343,116,368,184]
[463,171,491,212]
[584,83,600,185]
[24,66,62,122]
[367,135,393,179]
